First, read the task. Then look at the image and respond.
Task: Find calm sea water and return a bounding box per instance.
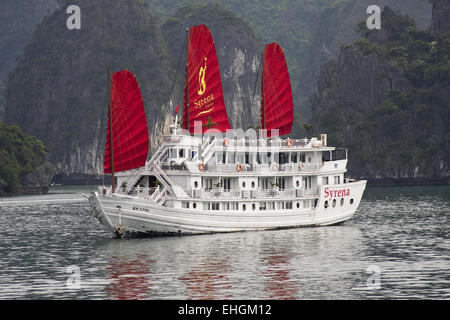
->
[0,185,448,300]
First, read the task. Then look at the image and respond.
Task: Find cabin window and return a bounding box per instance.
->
[170,149,177,158]
[204,178,213,190]
[300,153,306,163]
[350,199,354,205]
[179,149,184,158]
[211,203,220,211]
[285,201,293,209]
[340,198,344,206]
[203,203,210,210]
[278,201,285,210]
[332,199,337,208]
[334,176,341,185]
[252,204,256,211]
[223,202,230,210]
[259,202,267,210]
[269,202,275,210]
[231,202,238,210]
[221,178,231,191]
[291,153,298,163]
[322,176,329,185]
[296,202,300,208]
[182,202,190,209]
[228,152,236,164]
[302,176,311,189]
[303,200,310,208]
[193,203,197,209]
[324,201,329,209]
[251,181,255,189]
[242,204,247,211]
[279,153,287,165]
[276,177,286,190]
[259,178,269,190]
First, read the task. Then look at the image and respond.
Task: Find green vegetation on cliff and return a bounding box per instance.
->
[311,6,450,180]
[0,122,53,195]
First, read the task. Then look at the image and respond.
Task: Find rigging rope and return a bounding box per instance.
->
[169,33,187,111]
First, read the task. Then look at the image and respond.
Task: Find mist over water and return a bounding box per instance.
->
[0,185,448,299]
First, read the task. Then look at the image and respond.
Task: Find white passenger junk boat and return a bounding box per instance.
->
[88,24,366,238]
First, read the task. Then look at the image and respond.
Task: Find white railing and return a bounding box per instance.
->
[201,162,323,174]
[188,187,318,199]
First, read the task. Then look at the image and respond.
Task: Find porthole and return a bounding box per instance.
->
[194,181,198,188]
[340,198,344,206]
[324,201,329,209]
[243,204,247,211]
[251,181,255,188]
[296,180,300,187]
[193,203,197,209]
[332,199,336,207]
[252,204,256,210]
[296,202,300,209]
[242,181,246,188]
[350,199,354,205]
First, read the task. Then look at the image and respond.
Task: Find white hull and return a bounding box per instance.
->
[89,180,366,237]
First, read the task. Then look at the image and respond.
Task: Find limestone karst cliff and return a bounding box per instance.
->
[311,5,450,183]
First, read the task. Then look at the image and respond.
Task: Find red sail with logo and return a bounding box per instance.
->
[261,43,293,137]
[183,24,231,133]
[104,70,149,173]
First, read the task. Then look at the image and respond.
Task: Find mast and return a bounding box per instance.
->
[184,27,190,133]
[260,50,265,132]
[108,66,115,193]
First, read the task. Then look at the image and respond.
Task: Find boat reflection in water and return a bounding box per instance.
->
[105,253,154,300]
[96,225,362,299]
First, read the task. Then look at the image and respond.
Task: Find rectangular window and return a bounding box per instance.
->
[334,175,341,185]
[182,202,190,209]
[285,201,293,209]
[276,177,286,190]
[268,202,275,210]
[203,203,210,210]
[259,202,267,210]
[221,178,231,190]
[204,178,213,190]
[231,202,239,210]
[322,176,329,185]
[212,203,220,211]
[278,201,285,210]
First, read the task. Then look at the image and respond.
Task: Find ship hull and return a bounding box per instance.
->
[89,180,366,237]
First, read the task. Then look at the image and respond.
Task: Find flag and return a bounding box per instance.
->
[175,104,179,115]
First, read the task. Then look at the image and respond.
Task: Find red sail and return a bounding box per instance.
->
[261,43,294,137]
[183,24,231,133]
[104,70,149,173]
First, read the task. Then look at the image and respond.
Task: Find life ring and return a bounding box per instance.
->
[236,164,242,172]
[223,138,228,147]
[287,138,293,147]
[299,163,304,171]
[198,163,205,171]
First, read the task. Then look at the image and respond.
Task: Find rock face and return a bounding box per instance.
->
[162,3,262,130]
[431,0,450,38]
[311,6,450,183]
[299,0,432,119]
[5,0,172,176]
[0,0,60,121]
